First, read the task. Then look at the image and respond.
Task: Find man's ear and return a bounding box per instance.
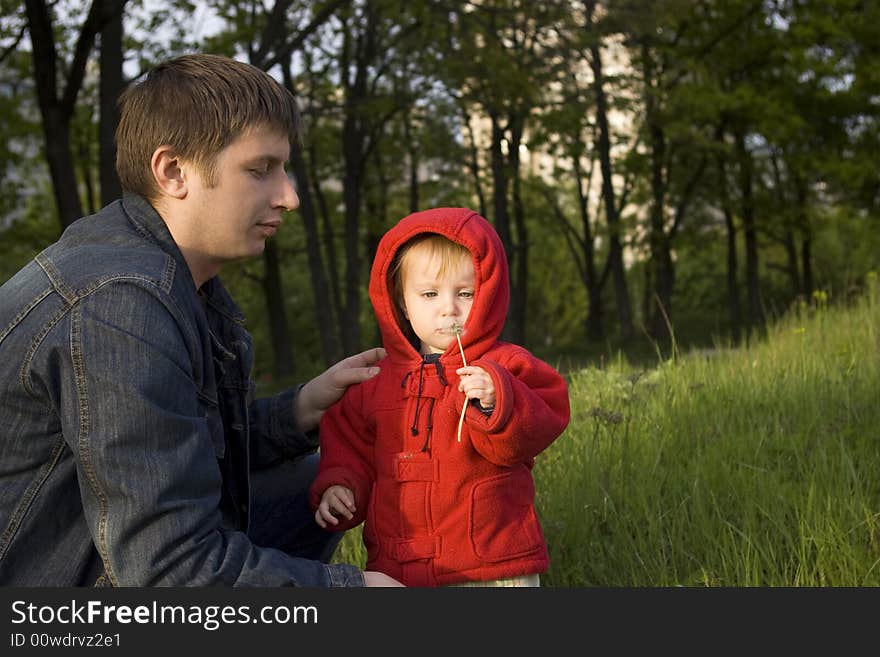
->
[151,145,187,199]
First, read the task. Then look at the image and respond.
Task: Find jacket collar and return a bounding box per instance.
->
[120,193,245,324]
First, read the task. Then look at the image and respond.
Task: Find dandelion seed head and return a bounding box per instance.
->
[441,321,466,336]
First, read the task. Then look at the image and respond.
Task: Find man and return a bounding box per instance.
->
[0,54,401,586]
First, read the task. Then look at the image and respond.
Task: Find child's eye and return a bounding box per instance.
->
[422,291,438,299]
[459,290,474,299]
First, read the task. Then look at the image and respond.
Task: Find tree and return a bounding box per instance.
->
[99,2,124,206]
[24,0,126,229]
[436,0,568,344]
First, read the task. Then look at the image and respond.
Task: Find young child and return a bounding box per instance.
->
[309,208,570,586]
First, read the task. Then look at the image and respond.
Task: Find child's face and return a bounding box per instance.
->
[400,248,475,355]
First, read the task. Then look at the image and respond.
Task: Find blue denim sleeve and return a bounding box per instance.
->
[248,386,321,467]
[63,282,363,587]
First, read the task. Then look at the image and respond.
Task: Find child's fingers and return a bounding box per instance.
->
[328,496,354,520]
[460,379,490,396]
[336,488,356,511]
[457,368,489,384]
[316,506,338,527]
[331,491,355,514]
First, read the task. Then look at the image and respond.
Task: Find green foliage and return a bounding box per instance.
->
[0,189,60,284]
[812,208,880,297]
[5,0,880,368]
[520,176,590,351]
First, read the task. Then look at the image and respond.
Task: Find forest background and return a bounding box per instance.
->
[1,0,878,385]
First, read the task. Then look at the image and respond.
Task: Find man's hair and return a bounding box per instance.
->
[115,53,302,201]
[388,233,471,338]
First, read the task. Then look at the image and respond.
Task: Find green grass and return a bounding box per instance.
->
[537,276,880,586]
[335,275,880,586]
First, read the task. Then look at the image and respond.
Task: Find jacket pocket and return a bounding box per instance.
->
[468,468,543,563]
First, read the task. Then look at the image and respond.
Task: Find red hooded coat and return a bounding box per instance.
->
[309,208,570,586]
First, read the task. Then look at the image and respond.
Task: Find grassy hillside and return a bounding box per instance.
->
[538,275,880,586]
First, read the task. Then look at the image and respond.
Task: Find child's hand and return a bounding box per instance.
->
[455,365,495,410]
[315,485,356,528]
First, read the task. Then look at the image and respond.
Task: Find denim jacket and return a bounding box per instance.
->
[0,194,362,586]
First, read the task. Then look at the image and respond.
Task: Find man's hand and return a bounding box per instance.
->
[364,571,405,587]
[294,347,386,432]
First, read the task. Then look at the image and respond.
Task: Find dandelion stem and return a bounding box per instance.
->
[456,331,467,368]
[456,330,467,442]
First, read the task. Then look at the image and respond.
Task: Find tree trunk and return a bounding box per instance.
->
[489,113,511,255]
[794,174,813,298]
[261,239,295,379]
[363,148,388,346]
[801,234,813,299]
[99,2,124,207]
[249,51,293,378]
[714,127,742,344]
[26,0,124,229]
[735,129,764,334]
[489,113,517,342]
[25,0,84,228]
[341,134,364,355]
[403,108,419,214]
[78,137,97,214]
[43,110,82,228]
[508,115,527,345]
[338,9,378,356]
[590,40,633,342]
[282,64,339,368]
[573,149,603,341]
[461,105,487,218]
[307,139,343,339]
[646,138,674,342]
[640,44,674,344]
[291,144,339,368]
[771,152,800,296]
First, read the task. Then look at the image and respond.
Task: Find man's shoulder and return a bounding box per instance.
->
[41,202,182,299]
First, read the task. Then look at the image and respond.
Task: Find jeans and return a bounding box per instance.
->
[248,452,343,564]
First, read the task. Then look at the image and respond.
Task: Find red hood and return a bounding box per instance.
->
[369,208,509,365]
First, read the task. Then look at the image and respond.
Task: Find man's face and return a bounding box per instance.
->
[181,126,299,273]
[401,248,475,355]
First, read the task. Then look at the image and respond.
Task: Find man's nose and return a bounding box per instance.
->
[277,173,300,211]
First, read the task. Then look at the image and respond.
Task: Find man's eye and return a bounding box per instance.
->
[251,168,269,178]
